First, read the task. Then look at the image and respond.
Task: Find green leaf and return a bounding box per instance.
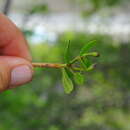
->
[62,68,74,94]
[86,64,96,71]
[65,68,74,80]
[79,58,95,71]
[64,40,71,64]
[83,58,92,68]
[79,58,88,70]
[74,72,85,85]
[80,40,96,56]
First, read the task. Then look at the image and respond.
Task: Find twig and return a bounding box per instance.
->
[32,63,66,69]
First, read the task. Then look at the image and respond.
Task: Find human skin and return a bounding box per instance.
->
[0,13,33,92]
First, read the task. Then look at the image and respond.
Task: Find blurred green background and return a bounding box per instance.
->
[0,0,130,130]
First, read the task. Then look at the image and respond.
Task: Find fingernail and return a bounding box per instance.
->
[10,65,33,86]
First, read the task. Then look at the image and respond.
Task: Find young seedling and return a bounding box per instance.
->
[32,40,99,94]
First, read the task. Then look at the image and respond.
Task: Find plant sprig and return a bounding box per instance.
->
[32,40,99,94]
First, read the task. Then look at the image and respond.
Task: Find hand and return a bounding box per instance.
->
[0,13,33,92]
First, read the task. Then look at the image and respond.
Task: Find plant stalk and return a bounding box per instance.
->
[32,63,66,69]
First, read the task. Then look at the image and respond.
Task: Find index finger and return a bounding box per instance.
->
[0,13,32,61]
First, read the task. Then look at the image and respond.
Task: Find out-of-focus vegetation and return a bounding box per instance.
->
[0,0,130,129]
[0,32,130,130]
[72,0,128,16]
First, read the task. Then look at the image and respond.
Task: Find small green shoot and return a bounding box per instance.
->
[33,40,99,94]
[62,40,99,94]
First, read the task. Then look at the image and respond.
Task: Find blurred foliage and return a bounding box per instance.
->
[0,31,130,130]
[75,0,122,7]
[71,0,129,16]
[29,4,49,14]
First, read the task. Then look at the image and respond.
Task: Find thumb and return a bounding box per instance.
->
[0,56,33,92]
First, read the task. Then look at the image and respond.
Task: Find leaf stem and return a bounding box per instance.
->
[32,63,66,69]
